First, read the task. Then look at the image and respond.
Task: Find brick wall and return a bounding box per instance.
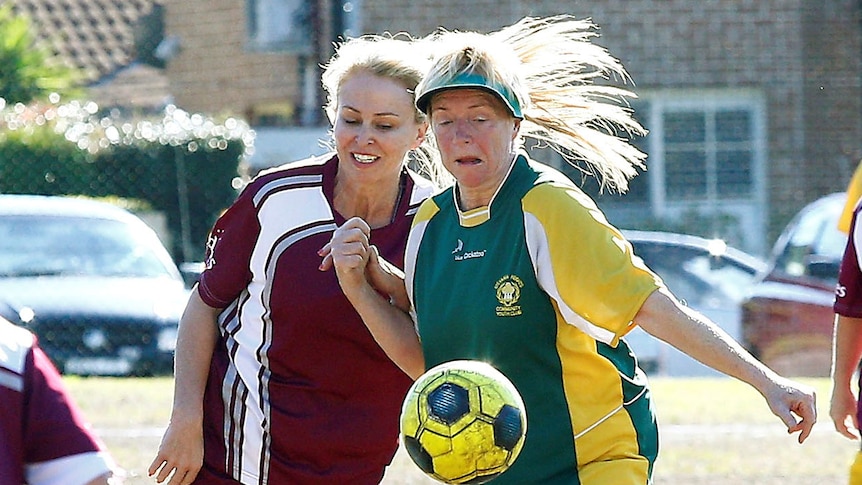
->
[163,0,302,118]
[162,0,862,241]
[361,0,862,239]
[802,2,862,194]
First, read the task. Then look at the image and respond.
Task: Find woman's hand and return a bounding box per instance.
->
[319,217,373,296]
[830,381,860,440]
[148,288,219,484]
[319,217,425,377]
[829,315,862,440]
[148,413,204,485]
[759,375,817,444]
[320,217,409,310]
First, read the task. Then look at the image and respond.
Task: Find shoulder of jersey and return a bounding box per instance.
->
[255,153,333,179]
[0,319,35,374]
[407,169,440,202]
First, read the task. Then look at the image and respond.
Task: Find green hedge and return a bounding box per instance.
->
[0,101,253,262]
[0,126,95,194]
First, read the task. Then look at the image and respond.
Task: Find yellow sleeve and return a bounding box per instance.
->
[522,182,663,344]
[839,162,862,233]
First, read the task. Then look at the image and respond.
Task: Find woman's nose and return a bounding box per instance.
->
[356,125,374,145]
[454,120,472,143]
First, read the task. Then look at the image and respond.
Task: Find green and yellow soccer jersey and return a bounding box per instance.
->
[404,154,664,484]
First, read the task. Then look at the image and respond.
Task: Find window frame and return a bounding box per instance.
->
[639,89,768,213]
[245,0,313,54]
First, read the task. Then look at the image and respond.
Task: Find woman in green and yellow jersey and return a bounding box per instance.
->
[322,15,817,485]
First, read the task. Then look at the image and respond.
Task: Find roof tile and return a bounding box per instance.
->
[13,0,158,82]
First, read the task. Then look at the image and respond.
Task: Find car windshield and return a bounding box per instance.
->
[0,215,176,278]
[774,197,846,278]
[632,242,758,305]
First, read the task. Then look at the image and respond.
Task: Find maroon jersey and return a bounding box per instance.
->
[0,319,113,485]
[195,154,433,484]
[836,202,862,432]
[837,204,862,318]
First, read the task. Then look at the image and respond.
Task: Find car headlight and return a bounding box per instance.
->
[18,306,35,324]
[157,327,178,352]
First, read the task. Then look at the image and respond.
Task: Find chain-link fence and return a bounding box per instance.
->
[0,101,253,262]
[0,100,253,376]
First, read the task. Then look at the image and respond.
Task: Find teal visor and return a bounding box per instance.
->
[416,72,523,119]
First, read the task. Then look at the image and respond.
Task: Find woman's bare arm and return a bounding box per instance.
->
[635,287,817,443]
[149,287,221,484]
[320,217,425,378]
[830,314,862,439]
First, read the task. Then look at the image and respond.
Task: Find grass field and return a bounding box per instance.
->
[65,376,853,484]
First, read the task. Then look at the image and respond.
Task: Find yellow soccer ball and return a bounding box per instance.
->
[400,360,527,484]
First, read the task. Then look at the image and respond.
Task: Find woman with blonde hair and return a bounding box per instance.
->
[149,34,448,485]
[325,15,816,484]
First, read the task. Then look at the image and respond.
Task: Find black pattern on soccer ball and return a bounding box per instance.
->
[400,360,527,484]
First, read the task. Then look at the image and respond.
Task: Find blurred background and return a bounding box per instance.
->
[1,0,859,378]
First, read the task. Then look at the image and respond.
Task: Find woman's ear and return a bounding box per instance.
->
[511,119,521,139]
[413,121,429,149]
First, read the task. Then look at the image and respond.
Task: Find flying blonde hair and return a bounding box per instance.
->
[419,15,646,192]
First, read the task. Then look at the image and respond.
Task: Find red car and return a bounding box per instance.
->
[741,192,848,377]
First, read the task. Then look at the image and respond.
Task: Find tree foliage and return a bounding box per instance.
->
[0,5,82,104]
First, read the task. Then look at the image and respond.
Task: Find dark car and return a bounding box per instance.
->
[0,195,190,376]
[740,192,847,377]
[622,230,768,376]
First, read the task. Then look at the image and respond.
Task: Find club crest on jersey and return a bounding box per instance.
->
[495,275,524,317]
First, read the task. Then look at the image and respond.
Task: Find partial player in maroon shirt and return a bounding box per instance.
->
[149,33,445,484]
[832,198,862,483]
[0,317,116,485]
[836,205,862,318]
[192,155,431,483]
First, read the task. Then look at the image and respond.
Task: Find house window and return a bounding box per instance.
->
[572,91,767,254]
[247,0,312,53]
[639,91,767,253]
[595,91,767,209]
[662,108,755,201]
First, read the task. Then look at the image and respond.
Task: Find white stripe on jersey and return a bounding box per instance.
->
[221,177,337,483]
[0,320,35,379]
[253,174,323,207]
[404,218,431,331]
[523,211,618,345]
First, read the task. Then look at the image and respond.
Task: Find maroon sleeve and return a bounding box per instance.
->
[197,186,260,308]
[23,343,105,463]
[836,206,862,317]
